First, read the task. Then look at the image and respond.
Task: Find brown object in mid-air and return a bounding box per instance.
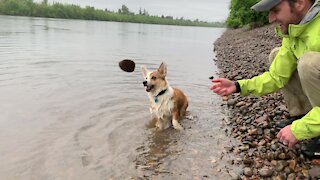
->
[119,59,135,72]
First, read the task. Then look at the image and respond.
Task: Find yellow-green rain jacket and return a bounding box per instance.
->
[237,5,320,140]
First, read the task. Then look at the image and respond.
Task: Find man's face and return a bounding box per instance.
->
[268,0,304,34]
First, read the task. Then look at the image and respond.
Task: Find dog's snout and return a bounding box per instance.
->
[143,81,147,86]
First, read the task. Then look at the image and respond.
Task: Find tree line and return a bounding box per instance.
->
[0,0,225,27]
[226,0,268,28]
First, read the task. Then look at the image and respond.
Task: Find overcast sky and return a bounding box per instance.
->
[39,0,230,22]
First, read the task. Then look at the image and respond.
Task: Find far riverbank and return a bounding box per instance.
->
[0,0,224,27]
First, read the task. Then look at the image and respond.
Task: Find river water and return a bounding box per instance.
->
[0,15,239,179]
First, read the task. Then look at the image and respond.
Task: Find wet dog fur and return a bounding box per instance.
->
[141,62,188,130]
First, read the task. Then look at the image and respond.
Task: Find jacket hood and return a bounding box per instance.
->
[300,0,320,24]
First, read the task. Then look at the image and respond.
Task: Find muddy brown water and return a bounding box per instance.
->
[0,15,240,179]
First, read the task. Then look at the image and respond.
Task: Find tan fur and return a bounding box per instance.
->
[141,62,188,130]
[172,88,188,119]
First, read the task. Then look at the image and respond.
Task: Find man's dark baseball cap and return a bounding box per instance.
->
[251,0,282,12]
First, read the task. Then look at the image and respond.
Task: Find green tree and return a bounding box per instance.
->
[226,0,268,28]
[119,4,130,14]
[142,9,148,16]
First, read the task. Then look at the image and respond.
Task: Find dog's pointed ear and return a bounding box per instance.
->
[141,65,149,77]
[158,62,167,76]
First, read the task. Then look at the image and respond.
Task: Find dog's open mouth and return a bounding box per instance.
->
[145,85,154,92]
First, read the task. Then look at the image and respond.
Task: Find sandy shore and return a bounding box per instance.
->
[213,25,320,179]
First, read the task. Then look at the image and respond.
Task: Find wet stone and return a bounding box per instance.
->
[284,166,293,174]
[296,172,304,178]
[272,175,285,180]
[287,173,296,180]
[239,145,250,151]
[229,172,240,180]
[287,151,297,159]
[227,99,237,106]
[276,160,288,171]
[255,161,264,169]
[258,139,266,146]
[257,128,264,135]
[243,167,253,177]
[224,146,234,152]
[245,136,254,142]
[267,153,275,161]
[278,153,287,160]
[288,160,297,170]
[255,106,262,111]
[275,110,282,115]
[259,167,274,177]
[248,129,258,135]
[301,169,310,179]
[258,146,267,153]
[242,158,253,165]
[309,166,320,178]
[247,148,255,157]
[252,168,258,176]
[222,96,229,101]
[271,144,279,151]
[245,119,252,124]
[254,115,268,124]
[239,126,247,132]
[235,101,246,107]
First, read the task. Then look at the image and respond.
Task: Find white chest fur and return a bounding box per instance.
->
[148,87,174,120]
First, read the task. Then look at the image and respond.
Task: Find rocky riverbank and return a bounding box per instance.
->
[213,25,320,179]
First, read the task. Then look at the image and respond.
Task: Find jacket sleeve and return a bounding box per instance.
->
[237,39,298,96]
[291,107,320,140]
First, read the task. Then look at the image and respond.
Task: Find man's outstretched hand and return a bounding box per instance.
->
[277,125,298,148]
[210,78,237,96]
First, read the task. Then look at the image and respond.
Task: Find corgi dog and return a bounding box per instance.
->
[141,62,188,131]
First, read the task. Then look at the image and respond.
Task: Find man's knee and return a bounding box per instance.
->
[298,51,320,80]
[268,47,281,65]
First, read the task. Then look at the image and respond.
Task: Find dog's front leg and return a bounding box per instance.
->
[156,119,164,130]
[149,104,157,119]
[149,104,155,114]
[150,108,156,118]
[172,111,183,131]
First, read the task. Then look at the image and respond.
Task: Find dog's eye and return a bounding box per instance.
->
[151,76,156,80]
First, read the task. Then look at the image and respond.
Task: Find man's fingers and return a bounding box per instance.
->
[277,131,285,142]
[214,87,222,93]
[276,130,282,139]
[221,89,229,96]
[210,84,220,90]
[211,78,223,83]
[214,88,226,96]
[210,84,227,96]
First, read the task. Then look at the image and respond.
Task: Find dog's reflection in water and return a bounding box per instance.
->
[135,120,181,176]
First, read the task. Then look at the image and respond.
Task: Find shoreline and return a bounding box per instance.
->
[213,25,320,179]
